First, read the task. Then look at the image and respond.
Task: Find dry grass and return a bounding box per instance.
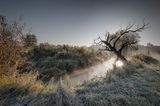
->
[0,71,55,106]
[0,72,45,92]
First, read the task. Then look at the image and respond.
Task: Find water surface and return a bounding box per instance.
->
[59,58,116,87]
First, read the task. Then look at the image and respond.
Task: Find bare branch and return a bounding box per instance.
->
[119,40,138,52]
[113,22,149,48]
[94,21,149,62]
[125,21,135,31]
[106,32,110,42]
[109,35,116,43]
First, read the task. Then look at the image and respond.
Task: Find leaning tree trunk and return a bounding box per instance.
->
[112,50,127,62]
[118,54,127,63]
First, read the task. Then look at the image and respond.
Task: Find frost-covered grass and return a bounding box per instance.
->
[0,54,160,106]
[0,82,82,106]
[76,54,160,106]
[22,84,82,106]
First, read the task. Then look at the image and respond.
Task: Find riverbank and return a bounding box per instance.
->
[18,44,108,82]
[76,54,160,106]
[50,57,116,87]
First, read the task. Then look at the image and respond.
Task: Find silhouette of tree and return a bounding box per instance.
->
[95,22,149,62]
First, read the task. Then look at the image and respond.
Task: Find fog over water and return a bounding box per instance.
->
[50,58,122,87]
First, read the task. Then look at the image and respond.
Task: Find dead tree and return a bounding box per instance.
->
[95,21,149,62]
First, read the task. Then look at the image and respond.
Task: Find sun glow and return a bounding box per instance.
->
[115,60,124,67]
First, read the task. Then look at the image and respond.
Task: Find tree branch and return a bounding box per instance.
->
[119,40,138,52]
[113,22,149,48]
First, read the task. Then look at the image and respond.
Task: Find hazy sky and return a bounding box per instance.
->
[0,0,160,46]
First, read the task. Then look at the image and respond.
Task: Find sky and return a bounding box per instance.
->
[0,0,160,46]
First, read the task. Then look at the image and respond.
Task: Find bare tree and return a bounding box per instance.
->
[95,21,149,62]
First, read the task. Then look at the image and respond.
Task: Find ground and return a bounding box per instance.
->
[0,54,160,106]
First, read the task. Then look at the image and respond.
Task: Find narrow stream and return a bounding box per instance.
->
[50,58,119,87]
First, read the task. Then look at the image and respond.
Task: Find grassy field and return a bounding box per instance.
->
[0,53,160,106]
[76,54,160,106]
